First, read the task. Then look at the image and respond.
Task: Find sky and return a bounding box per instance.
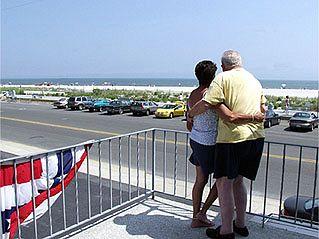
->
[1,0,318,81]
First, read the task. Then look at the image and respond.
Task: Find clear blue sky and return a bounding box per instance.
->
[1,0,318,80]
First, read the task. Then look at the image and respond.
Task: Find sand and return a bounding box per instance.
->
[1,84,318,98]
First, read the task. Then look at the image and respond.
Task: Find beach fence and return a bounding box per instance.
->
[1,128,318,238]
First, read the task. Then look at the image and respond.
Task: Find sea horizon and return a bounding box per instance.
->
[1,77,318,90]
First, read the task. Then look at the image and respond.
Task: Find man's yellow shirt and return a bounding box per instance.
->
[204,67,266,143]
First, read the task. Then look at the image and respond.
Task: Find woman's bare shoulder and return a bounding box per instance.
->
[188,87,207,107]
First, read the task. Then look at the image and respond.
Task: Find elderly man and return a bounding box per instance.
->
[188,50,266,239]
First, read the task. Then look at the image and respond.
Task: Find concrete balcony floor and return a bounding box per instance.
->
[68,195,317,239]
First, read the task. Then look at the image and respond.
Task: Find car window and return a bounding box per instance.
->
[293,112,310,118]
[148,102,153,106]
[143,102,149,106]
[110,101,119,106]
[175,105,182,109]
[82,97,87,101]
[76,97,81,101]
[305,199,319,210]
[162,104,176,109]
[266,111,274,117]
[69,97,75,101]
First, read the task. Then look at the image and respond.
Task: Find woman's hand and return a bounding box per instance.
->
[187,112,194,123]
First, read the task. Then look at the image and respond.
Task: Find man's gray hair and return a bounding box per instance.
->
[221,50,242,67]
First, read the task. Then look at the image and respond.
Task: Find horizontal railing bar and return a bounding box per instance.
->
[98,128,155,142]
[0,139,96,163]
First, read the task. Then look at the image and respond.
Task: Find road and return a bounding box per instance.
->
[1,101,318,202]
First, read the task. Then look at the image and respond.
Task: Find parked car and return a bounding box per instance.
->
[282,196,318,222]
[89,99,111,112]
[67,96,93,110]
[83,98,97,110]
[264,109,281,128]
[102,100,131,114]
[52,97,68,109]
[155,103,186,119]
[131,101,158,116]
[289,112,318,131]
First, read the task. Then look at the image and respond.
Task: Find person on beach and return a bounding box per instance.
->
[285,95,290,114]
[187,60,265,230]
[188,50,266,239]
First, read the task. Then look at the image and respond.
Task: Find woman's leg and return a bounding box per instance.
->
[192,166,208,218]
[200,181,218,214]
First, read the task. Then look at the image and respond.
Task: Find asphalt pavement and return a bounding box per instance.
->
[1,101,318,212]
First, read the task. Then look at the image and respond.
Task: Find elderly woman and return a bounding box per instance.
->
[187,60,264,228]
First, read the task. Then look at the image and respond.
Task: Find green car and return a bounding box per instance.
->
[89,99,111,112]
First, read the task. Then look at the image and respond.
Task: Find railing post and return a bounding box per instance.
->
[152,129,156,199]
[0,162,3,237]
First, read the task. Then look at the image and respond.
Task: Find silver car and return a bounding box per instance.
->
[289,112,318,131]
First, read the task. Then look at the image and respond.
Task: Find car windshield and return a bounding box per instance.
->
[69,97,75,101]
[162,104,176,109]
[305,198,319,210]
[266,111,274,117]
[131,102,142,106]
[110,101,119,105]
[59,98,66,101]
[293,113,310,118]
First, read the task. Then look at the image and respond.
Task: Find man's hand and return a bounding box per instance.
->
[253,112,265,122]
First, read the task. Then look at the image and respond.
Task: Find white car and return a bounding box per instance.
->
[52,97,68,109]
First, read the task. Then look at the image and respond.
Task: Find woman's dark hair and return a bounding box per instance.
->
[194,60,217,86]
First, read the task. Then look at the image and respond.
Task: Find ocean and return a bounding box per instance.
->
[1,78,318,90]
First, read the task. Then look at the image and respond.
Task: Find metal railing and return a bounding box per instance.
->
[0,128,318,238]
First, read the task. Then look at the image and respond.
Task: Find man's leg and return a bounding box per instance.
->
[192,166,208,218]
[201,182,218,214]
[216,177,234,235]
[233,175,247,228]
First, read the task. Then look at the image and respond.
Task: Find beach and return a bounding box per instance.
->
[1,84,318,98]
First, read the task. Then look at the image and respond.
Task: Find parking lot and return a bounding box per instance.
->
[1,101,318,148]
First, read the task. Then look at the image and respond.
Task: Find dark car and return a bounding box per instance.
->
[67,96,93,110]
[289,112,318,131]
[282,196,318,222]
[131,101,158,116]
[264,109,281,128]
[52,97,68,109]
[102,100,131,114]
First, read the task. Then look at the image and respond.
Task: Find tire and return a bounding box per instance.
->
[146,110,150,116]
[78,104,84,110]
[119,108,124,114]
[133,112,137,116]
[89,108,94,112]
[99,107,103,112]
[310,124,314,131]
[169,113,173,119]
[266,121,271,128]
